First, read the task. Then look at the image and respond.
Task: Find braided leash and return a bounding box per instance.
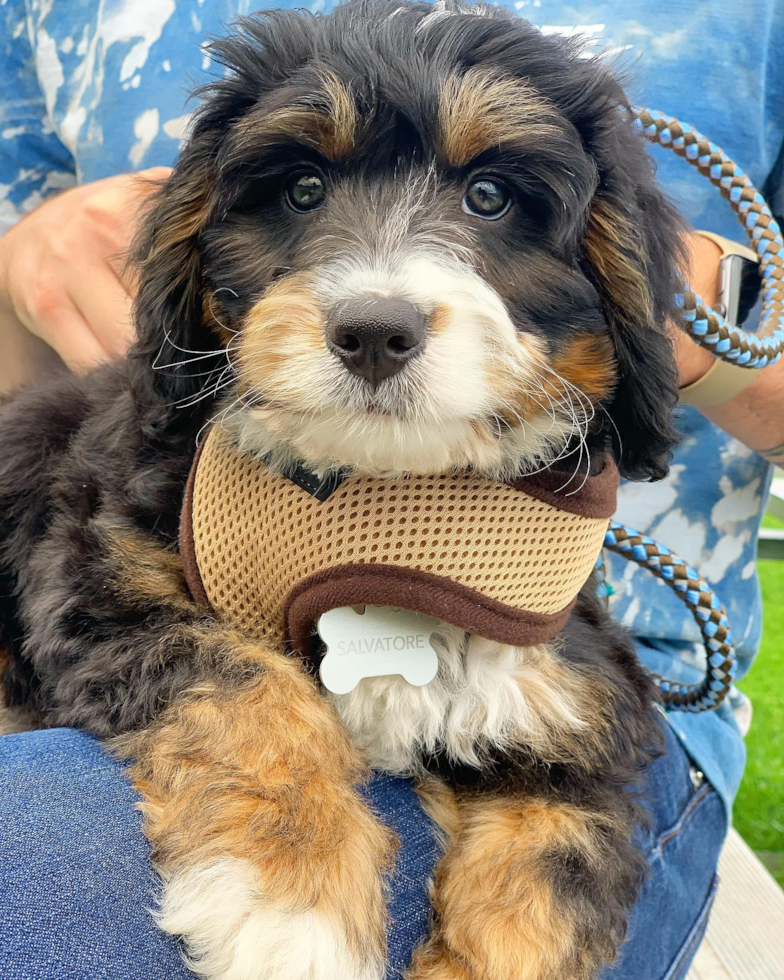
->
[596,109,776,711]
[633,107,784,367]
[598,523,736,712]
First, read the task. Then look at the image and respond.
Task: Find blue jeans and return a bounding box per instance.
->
[0,722,725,980]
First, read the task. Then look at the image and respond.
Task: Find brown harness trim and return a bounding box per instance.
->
[510,456,619,519]
[284,563,575,667]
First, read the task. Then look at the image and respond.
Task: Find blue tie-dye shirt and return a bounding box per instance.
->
[3,0,783,815]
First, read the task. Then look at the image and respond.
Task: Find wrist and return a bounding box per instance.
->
[671,233,722,388]
[704,356,784,461]
[0,227,63,394]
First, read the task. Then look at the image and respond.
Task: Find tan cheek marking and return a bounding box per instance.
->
[428,303,453,337]
[488,331,615,432]
[236,275,327,399]
[550,332,617,403]
[483,330,550,429]
[438,68,562,168]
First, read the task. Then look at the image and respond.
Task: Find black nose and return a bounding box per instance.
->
[326,298,426,386]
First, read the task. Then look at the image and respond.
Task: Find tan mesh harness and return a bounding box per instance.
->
[180,426,619,664]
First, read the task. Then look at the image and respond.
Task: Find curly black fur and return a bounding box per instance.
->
[1,3,681,976]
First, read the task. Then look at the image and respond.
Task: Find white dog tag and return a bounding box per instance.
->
[317,605,440,696]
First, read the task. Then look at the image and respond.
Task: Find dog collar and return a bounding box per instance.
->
[180,426,618,664]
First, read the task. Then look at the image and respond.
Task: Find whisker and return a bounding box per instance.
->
[174,365,237,408]
[208,287,241,335]
[153,346,239,371]
[156,329,232,358]
[600,404,625,465]
[196,395,245,446]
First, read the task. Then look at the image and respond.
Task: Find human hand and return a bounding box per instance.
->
[0,168,171,382]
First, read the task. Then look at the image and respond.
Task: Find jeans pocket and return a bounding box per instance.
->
[601,764,726,980]
[652,781,713,858]
[662,873,720,980]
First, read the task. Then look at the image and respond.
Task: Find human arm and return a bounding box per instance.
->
[0,1,171,394]
[671,233,784,465]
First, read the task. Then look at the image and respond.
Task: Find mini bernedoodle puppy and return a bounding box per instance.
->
[0,3,687,978]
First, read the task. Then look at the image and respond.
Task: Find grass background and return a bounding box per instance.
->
[733,513,784,887]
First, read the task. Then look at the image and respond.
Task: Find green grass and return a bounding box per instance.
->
[732,522,784,887]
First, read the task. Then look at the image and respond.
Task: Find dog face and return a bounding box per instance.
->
[133,0,683,481]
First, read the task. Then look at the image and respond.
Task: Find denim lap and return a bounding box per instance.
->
[0,723,725,979]
[600,720,727,979]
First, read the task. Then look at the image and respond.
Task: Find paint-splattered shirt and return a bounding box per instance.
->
[3,0,783,815]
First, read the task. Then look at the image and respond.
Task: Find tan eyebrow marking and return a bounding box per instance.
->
[240,70,358,162]
[438,67,562,167]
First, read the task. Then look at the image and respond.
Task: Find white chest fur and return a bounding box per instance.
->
[324,623,590,774]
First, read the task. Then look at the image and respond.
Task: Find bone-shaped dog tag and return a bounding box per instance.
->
[317,606,440,696]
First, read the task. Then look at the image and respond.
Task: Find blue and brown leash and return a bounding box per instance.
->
[634,107,784,367]
[599,526,735,712]
[594,109,782,712]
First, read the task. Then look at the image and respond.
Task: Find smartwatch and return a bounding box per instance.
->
[678,231,762,408]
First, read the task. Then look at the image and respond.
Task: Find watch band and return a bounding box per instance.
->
[678,231,760,408]
[678,355,759,408]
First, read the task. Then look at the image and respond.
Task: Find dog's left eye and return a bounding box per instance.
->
[285,172,327,213]
[463,178,511,220]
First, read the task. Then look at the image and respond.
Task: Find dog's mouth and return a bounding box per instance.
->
[225,359,580,483]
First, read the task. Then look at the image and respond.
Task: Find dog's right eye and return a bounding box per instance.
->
[463,177,511,220]
[285,172,327,213]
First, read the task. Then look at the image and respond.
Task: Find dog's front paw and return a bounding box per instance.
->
[407,937,583,980]
[159,858,385,980]
[406,939,472,980]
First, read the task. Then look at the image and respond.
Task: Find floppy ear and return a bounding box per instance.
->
[130,145,218,412]
[582,118,685,482]
[129,11,315,418]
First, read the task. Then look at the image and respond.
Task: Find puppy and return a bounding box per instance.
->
[0,2,685,978]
